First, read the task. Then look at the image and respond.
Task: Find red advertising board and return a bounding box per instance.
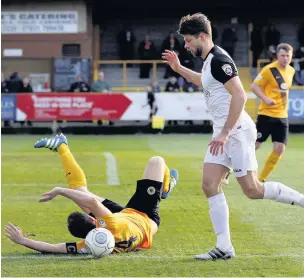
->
[16,93,132,120]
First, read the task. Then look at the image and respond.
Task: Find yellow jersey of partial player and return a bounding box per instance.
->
[97,208,153,253]
[77,208,153,253]
[254,61,295,118]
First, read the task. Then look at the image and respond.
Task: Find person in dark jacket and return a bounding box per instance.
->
[69,76,91,92]
[19,77,33,93]
[18,76,33,126]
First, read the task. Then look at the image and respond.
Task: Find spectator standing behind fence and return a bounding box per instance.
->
[161,31,182,79]
[298,21,304,47]
[92,72,111,92]
[138,34,157,79]
[264,23,281,56]
[117,25,136,63]
[250,24,264,68]
[8,72,23,93]
[221,21,238,59]
[211,23,218,43]
[18,77,33,126]
[179,41,194,70]
[69,76,91,92]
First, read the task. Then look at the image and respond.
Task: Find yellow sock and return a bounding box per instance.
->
[163,165,170,193]
[259,151,281,181]
[58,144,87,189]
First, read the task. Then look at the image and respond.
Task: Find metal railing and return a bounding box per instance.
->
[93,60,164,87]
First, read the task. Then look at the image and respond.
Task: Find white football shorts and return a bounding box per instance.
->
[204,128,258,177]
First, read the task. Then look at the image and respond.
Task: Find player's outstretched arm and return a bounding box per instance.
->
[162,50,201,86]
[5,222,68,254]
[39,187,112,218]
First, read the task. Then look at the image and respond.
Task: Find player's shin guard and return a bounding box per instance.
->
[259,152,281,181]
[263,181,304,207]
[58,144,87,189]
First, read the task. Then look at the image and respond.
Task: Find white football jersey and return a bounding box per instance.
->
[201,45,255,136]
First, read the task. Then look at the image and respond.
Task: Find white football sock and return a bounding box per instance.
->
[264,181,304,206]
[208,193,232,251]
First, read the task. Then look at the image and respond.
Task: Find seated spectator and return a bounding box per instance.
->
[165,77,180,92]
[92,71,111,92]
[69,76,91,92]
[151,80,161,93]
[92,71,112,126]
[1,73,10,93]
[19,77,33,93]
[183,79,199,92]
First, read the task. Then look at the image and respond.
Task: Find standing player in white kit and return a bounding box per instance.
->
[162,12,304,260]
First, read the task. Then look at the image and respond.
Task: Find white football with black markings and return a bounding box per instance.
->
[85,228,115,258]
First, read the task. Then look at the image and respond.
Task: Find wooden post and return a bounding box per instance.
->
[123,62,127,87]
[152,62,157,81]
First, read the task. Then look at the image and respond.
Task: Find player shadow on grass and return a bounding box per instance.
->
[5,248,144,260]
[5,252,93,260]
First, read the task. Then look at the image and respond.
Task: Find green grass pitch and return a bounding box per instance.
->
[1,134,304,277]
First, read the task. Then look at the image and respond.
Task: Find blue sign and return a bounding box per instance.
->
[1,94,16,121]
[288,90,304,120]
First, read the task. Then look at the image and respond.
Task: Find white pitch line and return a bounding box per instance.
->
[2,254,304,260]
[103,152,120,186]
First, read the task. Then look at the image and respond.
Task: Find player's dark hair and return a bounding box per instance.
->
[277,43,293,53]
[67,211,96,239]
[178,13,212,37]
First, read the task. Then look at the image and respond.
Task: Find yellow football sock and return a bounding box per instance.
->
[58,144,87,189]
[259,151,282,181]
[163,165,170,194]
